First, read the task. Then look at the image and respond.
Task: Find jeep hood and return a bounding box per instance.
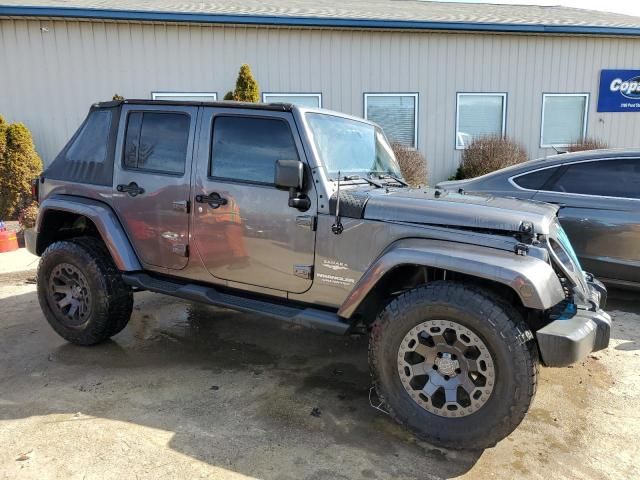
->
[339,187,558,235]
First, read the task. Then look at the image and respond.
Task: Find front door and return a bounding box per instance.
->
[113,104,197,270]
[192,109,316,293]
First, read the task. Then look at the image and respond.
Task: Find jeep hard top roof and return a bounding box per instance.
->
[93,98,381,129]
[94,99,295,112]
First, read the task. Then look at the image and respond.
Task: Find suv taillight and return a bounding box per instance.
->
[31,178,39,203]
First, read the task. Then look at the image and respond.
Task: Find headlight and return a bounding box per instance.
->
[548,222,589,298]
[549,238,577,273]
[554,225,582,271]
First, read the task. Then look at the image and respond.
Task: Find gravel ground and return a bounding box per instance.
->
[0,270,638,480]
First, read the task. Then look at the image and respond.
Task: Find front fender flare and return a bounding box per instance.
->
[338,238,564,318]
[36,195,142,271]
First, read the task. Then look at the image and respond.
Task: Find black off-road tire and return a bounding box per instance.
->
[369,281,538,449]
[37,237,134,345]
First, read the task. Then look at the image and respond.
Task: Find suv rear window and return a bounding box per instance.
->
[210,116,299,184]
[123,112,190,175]
[45,108,116,186]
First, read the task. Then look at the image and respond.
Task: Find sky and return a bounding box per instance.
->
[431,0,640,17]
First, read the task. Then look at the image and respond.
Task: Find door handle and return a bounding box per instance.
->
[117,182,145,197]
[195,192,228,209]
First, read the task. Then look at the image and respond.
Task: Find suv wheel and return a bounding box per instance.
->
[37,237,133,345]
[369,281,538,449]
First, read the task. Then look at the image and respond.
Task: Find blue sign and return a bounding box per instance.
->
[598,69,640,112]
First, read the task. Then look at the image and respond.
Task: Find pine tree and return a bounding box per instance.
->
[0,121,43,219]
[232,64,260,102]
[0,116,7,163]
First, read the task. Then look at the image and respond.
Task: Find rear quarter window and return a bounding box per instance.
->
[45,108,116,186]
[512,167,559,190]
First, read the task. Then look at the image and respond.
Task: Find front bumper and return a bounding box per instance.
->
[536,277,611,367]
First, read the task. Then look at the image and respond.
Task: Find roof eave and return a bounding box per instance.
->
[1,5,640,36]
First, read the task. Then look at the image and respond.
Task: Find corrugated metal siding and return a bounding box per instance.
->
[1,19,640,182]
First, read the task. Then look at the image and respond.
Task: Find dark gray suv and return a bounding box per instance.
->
[26,99,610,449]
[438,149,640,290]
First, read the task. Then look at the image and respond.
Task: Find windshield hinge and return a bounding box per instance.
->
[515,243,529,256]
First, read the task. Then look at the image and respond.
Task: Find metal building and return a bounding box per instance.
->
[1,1,640,182]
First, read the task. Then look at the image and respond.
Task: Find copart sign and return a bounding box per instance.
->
[598,69,640,112]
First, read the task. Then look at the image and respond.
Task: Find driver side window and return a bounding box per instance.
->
[210,116,299,185]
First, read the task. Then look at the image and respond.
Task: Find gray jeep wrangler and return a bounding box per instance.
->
[27,99,610,449]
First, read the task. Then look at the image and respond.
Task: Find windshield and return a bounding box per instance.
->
[305,113,402,179]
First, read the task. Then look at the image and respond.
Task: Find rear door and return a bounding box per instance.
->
[533,157,640,283]
[113,104,198,270]
[192,108,317,293]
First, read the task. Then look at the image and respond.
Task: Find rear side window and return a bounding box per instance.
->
[512,167,559,190]
[123,112,190,175]
[45,108,115,186]
[210,116,299,184]
[546,159,640,199]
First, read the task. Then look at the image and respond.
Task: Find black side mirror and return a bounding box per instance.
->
[275,160,310,211]
[275,160,304,190]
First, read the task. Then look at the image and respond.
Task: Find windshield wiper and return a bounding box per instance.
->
[371,172,409,187]
[339,174,383,188]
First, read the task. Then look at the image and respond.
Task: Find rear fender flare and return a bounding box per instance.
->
[338,238,564,318]
[36,195,141,271]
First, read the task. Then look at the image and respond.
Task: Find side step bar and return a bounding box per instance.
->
[122,273,351,335]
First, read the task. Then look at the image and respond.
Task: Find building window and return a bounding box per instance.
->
[151,92,217,102]
[541,94,589,148]
[456,93,507,149]
[263,93,322,108]
[364,93,418,148]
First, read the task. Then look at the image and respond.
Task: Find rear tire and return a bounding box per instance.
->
[37,237,133,345]
[369,281,538,449]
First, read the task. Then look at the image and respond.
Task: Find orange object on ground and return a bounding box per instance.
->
[0,230,19,253]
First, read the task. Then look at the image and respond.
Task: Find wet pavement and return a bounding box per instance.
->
[0,272,638,479]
